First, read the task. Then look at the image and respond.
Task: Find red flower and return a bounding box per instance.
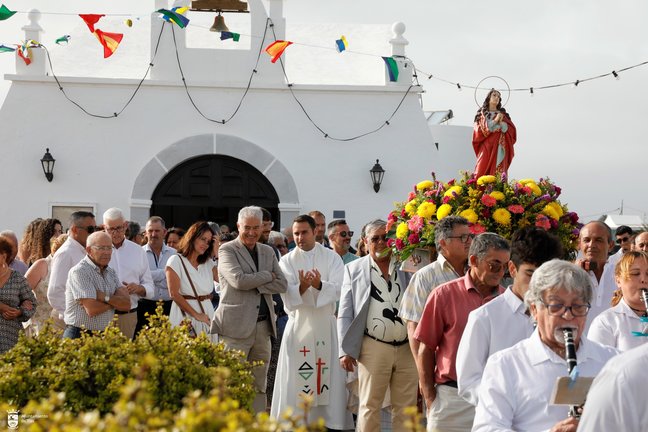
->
[395,239,405,250]
[520,186,532,195]
[481,209,491,218]
[535,215,551,230]
[481,194,497,207]
[408,233,420,244]
[387,238,395,247]
[442,196,452,204]
[470,223,486,234]
[508,204,524,214]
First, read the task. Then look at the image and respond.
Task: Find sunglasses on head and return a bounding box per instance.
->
[338,231,354,238]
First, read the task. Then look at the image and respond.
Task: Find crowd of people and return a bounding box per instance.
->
[1,207,647,431]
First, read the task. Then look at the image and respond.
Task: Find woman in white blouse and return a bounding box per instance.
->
[166,221,218,342]
[589,251,648,351]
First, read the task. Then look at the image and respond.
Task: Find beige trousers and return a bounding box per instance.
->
[357,336,419,432]
[116,311,137,340]
[426,384,475,432]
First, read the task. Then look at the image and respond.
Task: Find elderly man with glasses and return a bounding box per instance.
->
[48,211,97,330]
[416,232,510,432]
[338,219,417,432]
[473,260,619,432]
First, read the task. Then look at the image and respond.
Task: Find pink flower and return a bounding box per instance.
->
[481,194,497,207]
[535,215,551,230]
[442,196,452,204]
[386,219,394,233]
[408,191,417,201]
[395,239,405,250]
[520,186,532,195]
[408,233,420,244]
[388,212,398,222]
[470,223,486,234]
[387,238,395,247]
[467,178,477,185]
[424,190,435,197]
[408,215,424,232]
[508,204,524,214]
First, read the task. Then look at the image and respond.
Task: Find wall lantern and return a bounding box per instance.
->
[40,148,55,182]
[370,159,385,193]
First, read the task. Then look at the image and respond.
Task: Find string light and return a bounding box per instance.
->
[456,83,462,91]
[529,87,534,96]
[612,70,619,79]
[573,80,580,88]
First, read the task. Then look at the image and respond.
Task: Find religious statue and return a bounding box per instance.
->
[472,89,517,178]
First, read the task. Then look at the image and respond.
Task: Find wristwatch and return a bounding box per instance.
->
[104,293,110,303]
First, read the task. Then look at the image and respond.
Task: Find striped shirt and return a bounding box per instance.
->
[64,256,121,331]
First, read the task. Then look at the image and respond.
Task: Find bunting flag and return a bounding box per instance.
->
[0,4,16,21]
[94,29,123,58]
[79,14,105,33]
[17,42,34,65]
[55,35,71,45]
[265,40,292,63]
[335,36,347,53]
[157,8,189,28]
[382,56,399,82]
[220,31,240,42]
[0,44,16,53]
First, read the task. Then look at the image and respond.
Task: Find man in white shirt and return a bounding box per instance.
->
[103,208,154,339]
[577,221,618,332]
[473,260,619,432]
[457,227,563,406]
[48,211,97,329]
[578,343,648,431]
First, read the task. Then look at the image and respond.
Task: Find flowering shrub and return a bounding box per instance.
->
[387,172,581,260]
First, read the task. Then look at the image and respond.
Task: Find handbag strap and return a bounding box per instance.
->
[178,256,206,315]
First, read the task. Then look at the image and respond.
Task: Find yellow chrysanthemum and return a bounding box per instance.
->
[549,202,564,218]
[417,202,437,219]
[416,180,434,191]
[396,222,409,240]
[460,209,478,224]
[405,200,418,216]
[477,175,496,186]
[542,202,563,220]
[437,203,452,220]
[444,185,463,198]
[529,183,542,196]
[518,178,535,185]
[493,208,512,226]
[490,191,505,201]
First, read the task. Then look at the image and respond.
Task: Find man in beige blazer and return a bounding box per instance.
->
[212,206,287,413]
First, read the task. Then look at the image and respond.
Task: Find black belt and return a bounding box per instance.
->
[441,380,458,388]
[364,332,408,346]
[257,314,268,322]
[115,308,138,315]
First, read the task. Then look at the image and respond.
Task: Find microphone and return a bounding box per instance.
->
[562,327,580,418]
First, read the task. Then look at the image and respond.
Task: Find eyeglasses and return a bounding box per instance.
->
[616,237,630,244]
[78,225,99,234]
[105,226,125,233]
[485,261,506,272]
[337,231,354,238]
[539,300,591,317]
[90,245,112,252]
[369,234,388,244]
[447,233,475,243]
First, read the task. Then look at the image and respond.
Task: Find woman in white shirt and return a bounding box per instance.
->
[589,251,648,351]
[166,221,218,342]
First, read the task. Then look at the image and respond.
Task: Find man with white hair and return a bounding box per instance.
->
[212,205,288,413]
[103,207,154,339]
[63,231,131,338]
[0,230,28,275]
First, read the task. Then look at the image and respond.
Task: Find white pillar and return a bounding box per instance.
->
[387,21,412,86]
[17,9,46,76]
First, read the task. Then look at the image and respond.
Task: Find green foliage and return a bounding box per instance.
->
[0,307,254,415]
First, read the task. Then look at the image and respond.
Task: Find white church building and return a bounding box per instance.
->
[0,0,473,234]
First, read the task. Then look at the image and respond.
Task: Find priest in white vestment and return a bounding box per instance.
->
[271,215,354,430]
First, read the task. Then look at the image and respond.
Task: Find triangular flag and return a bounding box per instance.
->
[0,44,16,53]
[265,40,292,63]
[157,9,189,28]
[16,43,33,65]
[94,29,123,58]
[220,31,240,42]
[172,6,189,15]
[335,36,347,53]
[79,14,105,33]
[382,56,399,82]
[55,35,71,45]
[0,4,16,21]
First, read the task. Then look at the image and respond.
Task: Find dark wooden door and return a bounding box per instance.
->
[150,155,280,230]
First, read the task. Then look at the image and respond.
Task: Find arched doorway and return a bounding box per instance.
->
[151,155,280,230]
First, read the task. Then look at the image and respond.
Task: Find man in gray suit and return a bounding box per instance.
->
[338,219,417,432]
[212,206,288,413]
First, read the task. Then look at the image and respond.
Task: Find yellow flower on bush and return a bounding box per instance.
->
[493,208,512,226]
[477,175,496,186]
[405,200,418,216]
[416,180,434,191]
[417,202,437,219]
[444,186,463,198]
[542,202,564,220]
[490,191,505,201]
[396,222,409,240]
[437,204,452,220]
[460,209,478,224]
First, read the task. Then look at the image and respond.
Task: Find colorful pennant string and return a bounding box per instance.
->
[79,14,105,33]
[0,4,16,21]
[382,56,399,82]
[157,8,189,28]
[335,35,347,53]
[94,29,123,58]
[55,35,70,45]
[265,40,292,63]
[220,31,240,42]
[0,44,16,52]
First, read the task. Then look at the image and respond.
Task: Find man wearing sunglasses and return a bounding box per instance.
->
[48,211,97,330]
[614,225,634,255]
[327,219,359,265]
[415,232,510,432]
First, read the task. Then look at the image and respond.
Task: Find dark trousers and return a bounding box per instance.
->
[62,325,93,339]
[134,299,172,336]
